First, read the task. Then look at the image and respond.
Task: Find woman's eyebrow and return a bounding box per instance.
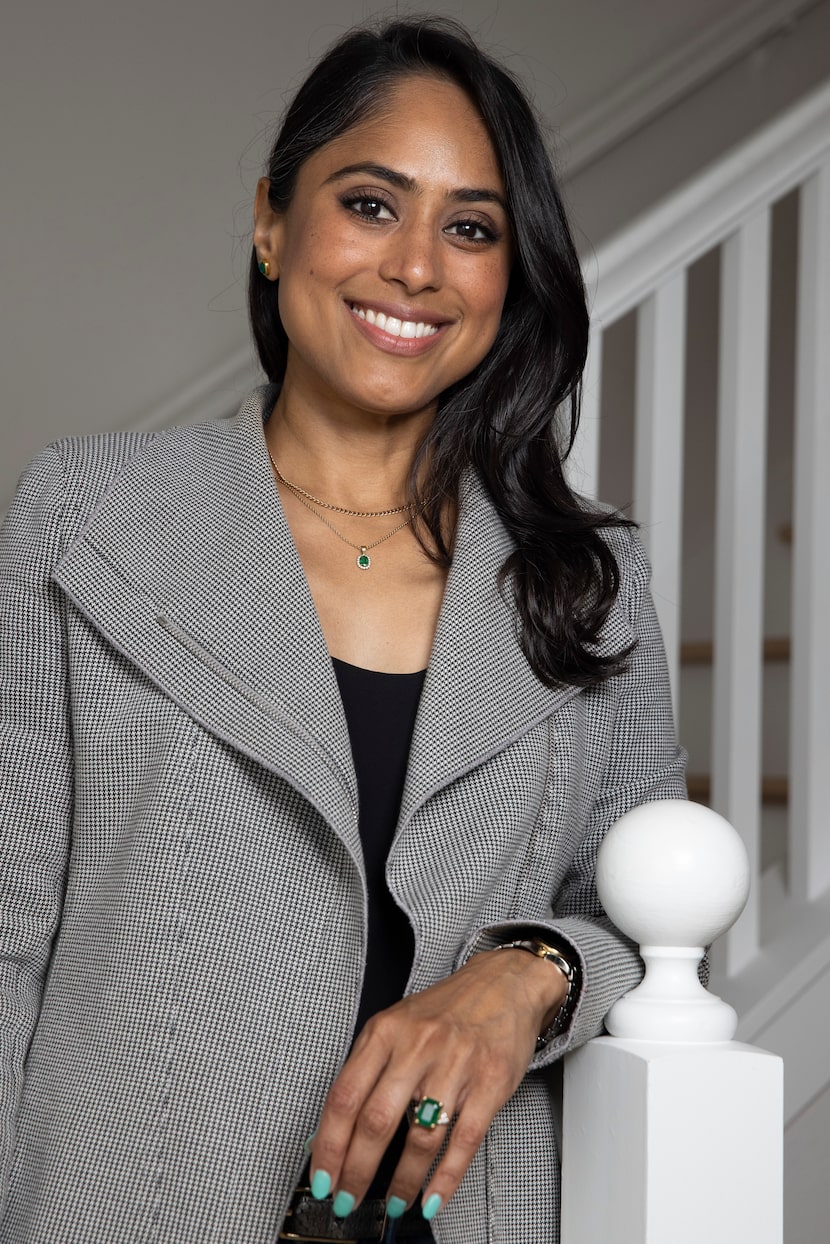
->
[324,162,506,210]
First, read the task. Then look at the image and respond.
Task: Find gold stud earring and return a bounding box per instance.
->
[258,259,271,278]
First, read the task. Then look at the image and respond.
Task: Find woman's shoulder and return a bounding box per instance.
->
[17,428,163,541]
[0,437,132,589]
[51,426,159,490]
[35,390,274,522]
[23,386,274,501]
[594,517,654,636]
[6,414,234,559]
[3,388,275,589]
[2,431,155,576]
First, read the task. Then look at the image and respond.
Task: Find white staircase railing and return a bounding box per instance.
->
[570,78,830,1125]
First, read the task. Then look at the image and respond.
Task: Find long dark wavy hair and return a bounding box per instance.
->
[249,16,633,689]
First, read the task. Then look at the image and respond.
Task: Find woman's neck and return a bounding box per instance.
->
[265,381,434,512]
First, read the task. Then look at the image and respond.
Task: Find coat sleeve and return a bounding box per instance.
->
[458,528,686,1066]
[0,446,73,1211]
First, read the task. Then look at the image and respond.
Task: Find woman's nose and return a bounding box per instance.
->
[378,218,442,293]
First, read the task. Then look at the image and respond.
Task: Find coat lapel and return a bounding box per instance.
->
[398,472,580,829]
[398,472,637,829]
[54,387,360,858]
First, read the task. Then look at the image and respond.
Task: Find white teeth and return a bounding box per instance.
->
[350,303,440,339]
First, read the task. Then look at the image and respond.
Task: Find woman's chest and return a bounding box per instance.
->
[281,511,448,673]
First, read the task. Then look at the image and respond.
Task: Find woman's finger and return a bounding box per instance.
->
[311,998,469,1214]
[323,994,485,1213]
[331,1084,458,1217]
[309,1010,432,1209]
[320,1077,416,1212]
[376,1092,461,1217]
[384,1056,516,1218]
[307,1026,396,1202]
[414,1096,500,1220]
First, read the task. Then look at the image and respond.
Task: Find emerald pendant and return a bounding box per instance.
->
[357,548,371,569]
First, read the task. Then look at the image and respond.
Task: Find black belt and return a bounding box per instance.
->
[279,1187,432,1242]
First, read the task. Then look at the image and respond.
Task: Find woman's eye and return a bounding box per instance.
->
[447,219,498,243]
[342,194,394,221]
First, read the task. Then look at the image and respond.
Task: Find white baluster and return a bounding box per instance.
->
[567,324,603,502]
[711,208,771,975]
[634,274,687,717]
[790,158,830,902]
[561,800,783,1244]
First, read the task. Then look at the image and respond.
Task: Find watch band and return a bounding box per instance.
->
[498,935,579,1047]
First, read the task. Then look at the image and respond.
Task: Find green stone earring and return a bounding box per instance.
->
[258,259,271,277]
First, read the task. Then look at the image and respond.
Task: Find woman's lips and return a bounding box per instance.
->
[346,300,450,355]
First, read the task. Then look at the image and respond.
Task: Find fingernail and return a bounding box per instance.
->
[303,1131,317,1155]
[310,1169,331,1200]
[332,1190,355,1218]
[386,1196,407,1219]
[422,1193,442,1221]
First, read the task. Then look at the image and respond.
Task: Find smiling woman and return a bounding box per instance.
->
[0,15,685,1244]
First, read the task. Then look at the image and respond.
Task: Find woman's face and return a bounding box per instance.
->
[254,74,512,425]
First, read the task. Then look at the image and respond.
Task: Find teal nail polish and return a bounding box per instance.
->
[386,1196,407,1219]
[333,1190,355,1218]
[310,1169,331,1200]
[303,1131,317,1155]
[422,1193,442,1221]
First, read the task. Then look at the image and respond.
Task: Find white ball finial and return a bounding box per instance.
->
[596,799,750,1042]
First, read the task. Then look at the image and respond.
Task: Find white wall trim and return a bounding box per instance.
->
[560,0,821,173]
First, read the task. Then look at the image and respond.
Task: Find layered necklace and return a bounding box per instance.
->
[268,449,414,570]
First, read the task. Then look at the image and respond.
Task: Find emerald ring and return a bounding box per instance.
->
[410,1096,451,1130]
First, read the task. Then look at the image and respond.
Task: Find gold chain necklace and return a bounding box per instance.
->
[268,450,409,518]
[283,482,413,569]
[266,449,413,569]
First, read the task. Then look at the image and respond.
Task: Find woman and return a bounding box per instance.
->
[0,17,684,1244]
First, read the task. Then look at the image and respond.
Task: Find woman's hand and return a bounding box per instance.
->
[307,947,570,1222]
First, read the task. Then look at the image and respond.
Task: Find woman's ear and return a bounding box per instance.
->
[253,177,282,279]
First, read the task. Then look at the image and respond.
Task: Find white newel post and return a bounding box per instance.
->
[560,801,783,1244]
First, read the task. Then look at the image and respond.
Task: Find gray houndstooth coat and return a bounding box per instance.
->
[0,387,685,1243]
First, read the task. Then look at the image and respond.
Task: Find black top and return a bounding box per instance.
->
[332,657,424,1032]
[331,656,426,1193]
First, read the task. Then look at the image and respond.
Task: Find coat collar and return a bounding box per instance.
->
[55,388,358,856]
[54,387,630,852]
